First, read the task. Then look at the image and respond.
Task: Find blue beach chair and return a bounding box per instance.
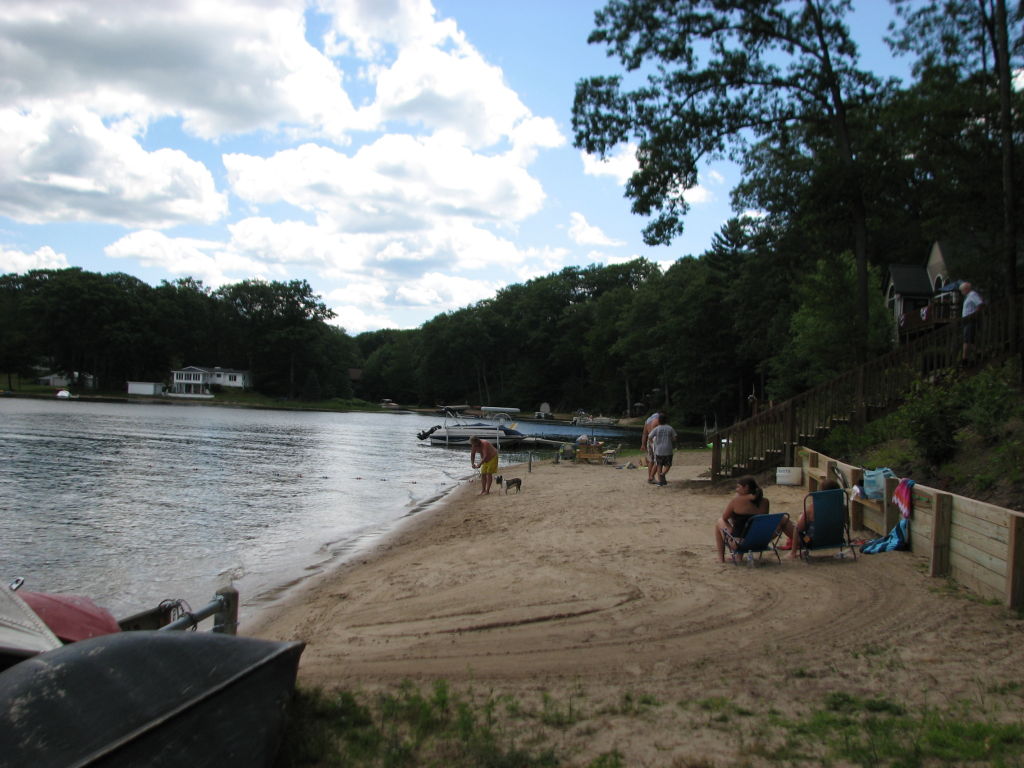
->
[723,512,790,566]
[798,488,857,561]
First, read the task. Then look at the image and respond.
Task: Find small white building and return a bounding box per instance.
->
[170,366,252,395]
[37,371,96,389]
[127,381,163,396]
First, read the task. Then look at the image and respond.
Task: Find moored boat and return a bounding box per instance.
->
[417,407,526,446]
[570,413,618,426]
[417,421,526,446]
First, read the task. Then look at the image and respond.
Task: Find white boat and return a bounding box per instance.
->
[570,413,618,426]
[417,408,526,447]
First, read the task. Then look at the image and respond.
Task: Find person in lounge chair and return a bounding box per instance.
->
[790,479,843,558]
[714,476,795,562]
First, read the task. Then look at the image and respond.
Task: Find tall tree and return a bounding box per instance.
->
[890,0,1022,348]
[572,0,888,360]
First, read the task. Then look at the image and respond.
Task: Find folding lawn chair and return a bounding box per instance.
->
[798,488,857,561]
[723,512,790,566]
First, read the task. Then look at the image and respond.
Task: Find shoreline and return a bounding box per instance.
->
[240,468,475,628]
[244,451,1024,765]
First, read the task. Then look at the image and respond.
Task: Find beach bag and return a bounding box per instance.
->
[863,467,895,500]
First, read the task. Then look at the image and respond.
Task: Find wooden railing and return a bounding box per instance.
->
[801,449,1024,609]
[710,293,1021,481]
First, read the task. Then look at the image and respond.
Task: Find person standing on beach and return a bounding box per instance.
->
[640,412,661,484]
[470,436,498,495]
[959,281,984,364]
[647,414,677,486]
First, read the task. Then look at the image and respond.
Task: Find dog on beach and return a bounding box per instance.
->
[495,475,522,494]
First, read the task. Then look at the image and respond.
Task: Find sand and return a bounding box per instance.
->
[245,451,1024,765]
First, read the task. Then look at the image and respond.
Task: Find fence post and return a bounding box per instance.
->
[1006,513,1024,610]
[883,475,900,533]
[783,402,795,466]
[930,492,953,577]
[213,585,239,635]
[711,435,721,481]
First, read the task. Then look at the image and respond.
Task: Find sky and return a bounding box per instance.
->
[0,0,912,333]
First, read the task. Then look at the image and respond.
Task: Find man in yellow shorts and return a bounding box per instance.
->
[470,436,498,495]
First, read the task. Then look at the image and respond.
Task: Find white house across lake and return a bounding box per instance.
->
[170,366,252,398]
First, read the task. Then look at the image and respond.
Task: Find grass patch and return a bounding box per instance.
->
[277,682,1024,767]
[276,682,559,767]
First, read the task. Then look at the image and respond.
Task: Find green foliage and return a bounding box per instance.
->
[900,372,963,466]
[768,254,893,399]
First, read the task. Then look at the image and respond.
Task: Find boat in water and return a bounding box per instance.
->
[570,412,618,426]
[417,406,526,447]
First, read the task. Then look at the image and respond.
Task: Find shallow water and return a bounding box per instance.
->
[0,399,636,625]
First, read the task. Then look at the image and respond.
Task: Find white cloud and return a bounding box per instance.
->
[319,0,447,60]
[0,0,362,141]
[104,229,268,287]
[0,0,576,331]
[581,143,638,184]
[0,105,227,228]
[328,303,396,335]
[225,136,546,235]
[0,245,69,273]
[568,212,624,247]
[393,271,499,309]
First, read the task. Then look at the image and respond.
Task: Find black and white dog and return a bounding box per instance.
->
[495,475,522,494]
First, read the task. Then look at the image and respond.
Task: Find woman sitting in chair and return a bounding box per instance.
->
[714,476,795,562]
[790,479,842,557]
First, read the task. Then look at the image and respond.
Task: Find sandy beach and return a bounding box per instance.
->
[246,451,1024,765]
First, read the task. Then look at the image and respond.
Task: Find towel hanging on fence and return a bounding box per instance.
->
[861,478,914,554]
[892,478,915,519]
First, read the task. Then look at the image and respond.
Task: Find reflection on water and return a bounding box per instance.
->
[1,400,473,622]
[1,399,638,625]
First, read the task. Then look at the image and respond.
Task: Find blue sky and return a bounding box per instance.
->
[0,0,911,333]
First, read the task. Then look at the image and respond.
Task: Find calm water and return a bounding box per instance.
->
[1,399,635,626]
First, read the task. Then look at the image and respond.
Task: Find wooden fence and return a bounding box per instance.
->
[800,449,1024,609]
[710,292,1022,480]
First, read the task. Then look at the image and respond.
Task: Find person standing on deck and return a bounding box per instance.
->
[959,281,984,365]
[470,436,498,495]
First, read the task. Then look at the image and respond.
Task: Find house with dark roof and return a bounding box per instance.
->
[885,242,959,342]
[170,366,252,397]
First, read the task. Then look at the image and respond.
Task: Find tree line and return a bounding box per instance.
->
[0,270,357,401]
[2,1,1021,425]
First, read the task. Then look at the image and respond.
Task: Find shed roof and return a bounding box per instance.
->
[888,264,934,297]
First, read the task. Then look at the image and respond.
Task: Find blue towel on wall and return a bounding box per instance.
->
[861,517,908,554]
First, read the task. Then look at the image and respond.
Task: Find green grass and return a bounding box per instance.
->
[274,682,1024,767]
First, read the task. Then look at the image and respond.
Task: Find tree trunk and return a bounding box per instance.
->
[806,0,871,364]
[993,0,1019,355]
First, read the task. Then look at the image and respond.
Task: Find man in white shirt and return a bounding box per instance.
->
[648,414,678,487]
[959,281,984,364]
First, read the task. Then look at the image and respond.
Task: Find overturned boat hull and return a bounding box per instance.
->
[0,630,304,768]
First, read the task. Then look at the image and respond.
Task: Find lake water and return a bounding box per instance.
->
[1,398,636,627]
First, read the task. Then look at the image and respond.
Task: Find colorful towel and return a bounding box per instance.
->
[861,477,914,554]
[892,478,915,519]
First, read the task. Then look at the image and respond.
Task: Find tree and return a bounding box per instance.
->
[767,253,893,399]
[889,0,1022,351]
[572,0,889,360]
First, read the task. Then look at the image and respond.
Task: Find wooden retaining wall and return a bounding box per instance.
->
[798,447,1024,609]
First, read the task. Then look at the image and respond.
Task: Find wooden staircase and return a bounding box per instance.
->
[710,294,1021,481]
